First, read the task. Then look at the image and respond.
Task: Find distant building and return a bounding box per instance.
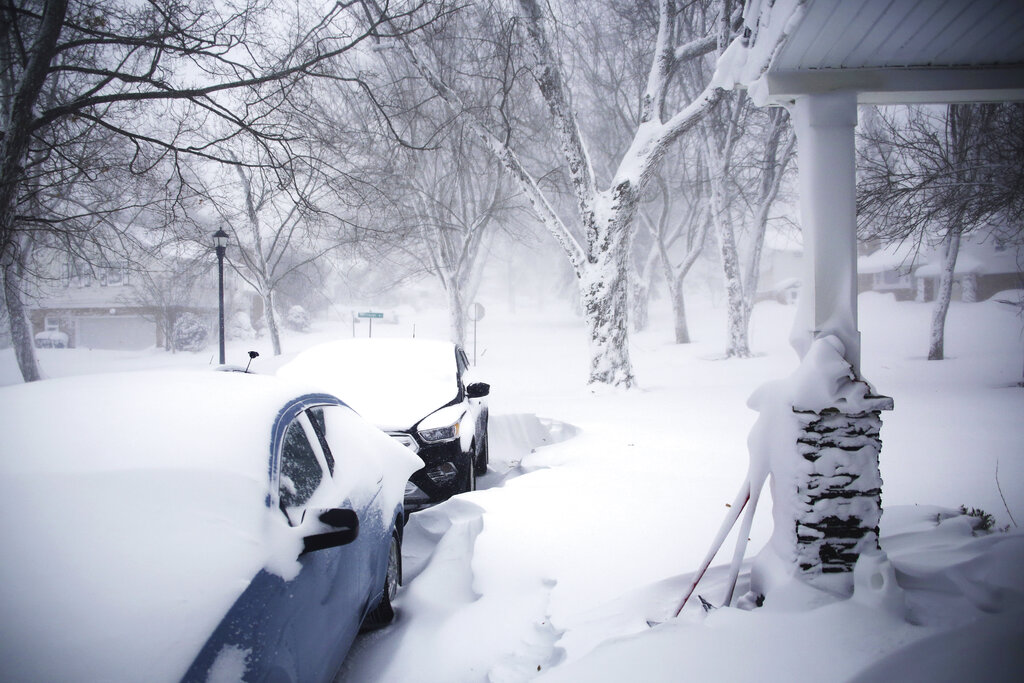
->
[858,236,1023,303]
[756,230,803,304]
[27,260,216,351]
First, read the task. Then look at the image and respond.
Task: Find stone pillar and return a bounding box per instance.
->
[794,395,893,577]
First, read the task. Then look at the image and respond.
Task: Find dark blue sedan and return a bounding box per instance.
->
[0,371,422,682]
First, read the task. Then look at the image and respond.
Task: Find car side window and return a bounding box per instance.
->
[306,407,335,476]
[455,348,469,385]
[321,405,384,505]
[279,419,323,514]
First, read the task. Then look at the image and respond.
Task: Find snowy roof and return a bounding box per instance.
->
[861,239,1023,277]
[763,226,803,253]
[30,282,146,310]
[278,338,461,431]
[857,242,922,274]
[748,0,1024,105]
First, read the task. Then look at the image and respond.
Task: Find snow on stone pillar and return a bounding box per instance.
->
[747,93,893,597]
[748,336,892,597]
[789,91,861,376]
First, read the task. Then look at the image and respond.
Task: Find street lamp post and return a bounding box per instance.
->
[213,229,229,365]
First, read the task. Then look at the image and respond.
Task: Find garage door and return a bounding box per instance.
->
[76,316,156,350]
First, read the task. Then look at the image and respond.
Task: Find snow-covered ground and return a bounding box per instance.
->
[3,291,1023,681]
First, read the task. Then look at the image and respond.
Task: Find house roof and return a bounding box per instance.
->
[757,0,1024,105]
[860,239,1023,277]
[31,284,145,311]
[857,241,923,274]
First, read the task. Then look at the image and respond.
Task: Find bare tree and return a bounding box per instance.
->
[689,34,795,359]
[647,146,713,344]
[0,0,437,380]
[188,147,358,356]
[129,252,208,352]
[400,140,513,347]
[391,0,743,387]
[858,103,1022,360]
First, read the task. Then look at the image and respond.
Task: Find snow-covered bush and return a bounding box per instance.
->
[285,305,311,332]
[227,311,257,340]
[172,313,209,352]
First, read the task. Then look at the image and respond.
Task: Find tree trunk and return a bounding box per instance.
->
[632,278,650,332]
[447,280,467,349]
[2,257,41,382]
[579,199,634,387]
[264,288,282,356]
[669,277,691,344]
[710,183,751,358]
[928,229,961,360]
[580,260,633,387]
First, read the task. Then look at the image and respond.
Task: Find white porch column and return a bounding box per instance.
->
[790,91,861,376]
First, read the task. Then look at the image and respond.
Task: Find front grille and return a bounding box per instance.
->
[388,432,419,453]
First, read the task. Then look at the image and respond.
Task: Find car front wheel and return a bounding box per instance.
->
[362,532,400,631]
[474,432,489,478]
[463,447,476,493]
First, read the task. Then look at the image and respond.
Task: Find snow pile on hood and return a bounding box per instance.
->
[278,338,461,430]
[0,371,338,682]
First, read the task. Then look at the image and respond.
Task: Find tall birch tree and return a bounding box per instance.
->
[390,0,740,387]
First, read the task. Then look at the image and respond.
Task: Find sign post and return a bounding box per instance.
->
[357,311,384,337]
[468,302,485,365]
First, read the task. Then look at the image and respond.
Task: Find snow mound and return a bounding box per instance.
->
[487,414,581,482]
[538,508,1024,682]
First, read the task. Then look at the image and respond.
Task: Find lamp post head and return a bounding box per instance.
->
[213,229,229,257]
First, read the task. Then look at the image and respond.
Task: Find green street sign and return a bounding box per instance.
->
[358,312,384,319]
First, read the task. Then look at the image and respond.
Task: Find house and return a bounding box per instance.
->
[912,238,1023,303]
[756,229,804,303]
[856,240,920,300]
[27,260,217,351]
[858,237,1023,302]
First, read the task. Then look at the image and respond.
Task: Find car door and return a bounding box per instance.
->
[275,408,381,681]
[315,405,390,615]
[183,405,371,683]
[456,346,485,443]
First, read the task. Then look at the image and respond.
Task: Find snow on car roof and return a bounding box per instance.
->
[0,370,336,682]
[0,370,325,476]
[278,338,461,431]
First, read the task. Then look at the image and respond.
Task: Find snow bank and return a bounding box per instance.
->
[539,513,1024,683]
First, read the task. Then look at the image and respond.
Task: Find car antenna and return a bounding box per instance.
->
[244,350,259,373]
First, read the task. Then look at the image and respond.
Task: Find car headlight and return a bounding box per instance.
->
[419,422,460,443]
[417,405,466,443]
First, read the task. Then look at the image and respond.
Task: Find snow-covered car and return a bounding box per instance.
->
[279,338,490,511]
[33,329,68,348]
[0,371,421,683]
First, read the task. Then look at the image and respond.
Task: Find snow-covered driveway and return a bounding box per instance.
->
[338,297,1024,682]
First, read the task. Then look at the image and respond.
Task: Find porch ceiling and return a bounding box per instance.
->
[761,0,1024,105]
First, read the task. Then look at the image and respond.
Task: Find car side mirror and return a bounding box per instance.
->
[466,382,490,399]
[301,508,359,554]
